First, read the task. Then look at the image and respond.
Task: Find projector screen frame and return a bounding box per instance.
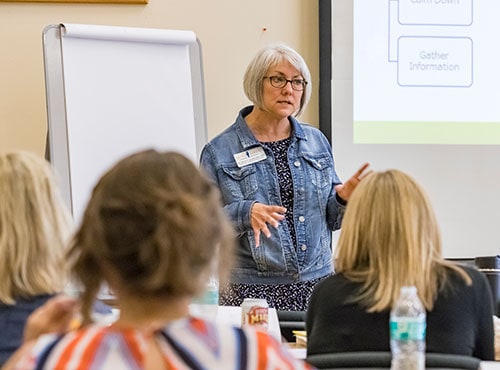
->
[318,0,500,259]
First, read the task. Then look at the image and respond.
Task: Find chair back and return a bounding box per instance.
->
[276,310,306,343]
[305,352,481,370]
[475,255,500,316]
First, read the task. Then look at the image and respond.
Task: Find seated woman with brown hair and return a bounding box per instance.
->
[306,169,495,360]
[0,151,73,366]
[4,150,313,369]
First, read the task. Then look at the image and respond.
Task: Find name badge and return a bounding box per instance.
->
[233,147,267,167]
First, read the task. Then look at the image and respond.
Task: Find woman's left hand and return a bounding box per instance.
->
[334,162,371,202]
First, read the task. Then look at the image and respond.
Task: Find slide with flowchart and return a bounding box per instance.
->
[353,0,500,144]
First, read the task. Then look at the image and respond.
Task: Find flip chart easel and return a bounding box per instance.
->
[43,23,207,224]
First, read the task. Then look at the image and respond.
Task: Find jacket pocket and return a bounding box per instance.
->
[302,153,333,189]
[220,165,258,199]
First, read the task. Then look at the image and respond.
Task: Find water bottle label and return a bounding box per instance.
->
[203,289,219,305]
[390,318,426,341]
[192,289,219,305]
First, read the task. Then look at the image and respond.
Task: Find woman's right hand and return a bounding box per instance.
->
[250,203,286,247]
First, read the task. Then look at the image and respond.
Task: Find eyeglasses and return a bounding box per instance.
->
[264,76,307,91]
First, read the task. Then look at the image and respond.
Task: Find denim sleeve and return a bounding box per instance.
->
[327,187,346,231]
[321,133,346,232]
[224,200,256,234]
[200,144,254,234]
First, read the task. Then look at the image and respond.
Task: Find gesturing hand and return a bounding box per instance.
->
[250,203,286,247]
[334,162,372,202]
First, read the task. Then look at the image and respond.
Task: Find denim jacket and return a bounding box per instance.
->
[200,106,345,284]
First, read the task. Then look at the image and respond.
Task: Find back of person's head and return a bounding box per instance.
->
[335,169,470,312]
[0,151,73,304]
[70,150,235,323]
[243,42,312,116]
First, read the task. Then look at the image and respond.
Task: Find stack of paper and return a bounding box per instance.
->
[292,330,307,348]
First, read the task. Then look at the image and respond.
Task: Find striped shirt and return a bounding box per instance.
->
[13,317,313,370]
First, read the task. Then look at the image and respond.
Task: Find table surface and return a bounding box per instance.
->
[100,304,500,364]
[480,362,500,369]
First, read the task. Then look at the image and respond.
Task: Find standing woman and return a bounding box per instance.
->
[0,151,73,366]
[200,43,370,311]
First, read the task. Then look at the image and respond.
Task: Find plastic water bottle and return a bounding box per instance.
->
[204,274,220,306]
[390,286,426,370]
[190,274,219,320]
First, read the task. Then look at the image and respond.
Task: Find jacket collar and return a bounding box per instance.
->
[234,106,306,150]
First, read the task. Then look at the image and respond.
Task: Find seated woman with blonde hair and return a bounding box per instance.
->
[0,151,73,366]
[307,169,495,360]
[4,150,312,370]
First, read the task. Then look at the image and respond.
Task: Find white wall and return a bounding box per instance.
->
[0,1,319,154]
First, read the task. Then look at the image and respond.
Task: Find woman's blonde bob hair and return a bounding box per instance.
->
[69,150,235,323]
[243,42,312,117]
[335,169,470,312]
[0,151,73,304]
